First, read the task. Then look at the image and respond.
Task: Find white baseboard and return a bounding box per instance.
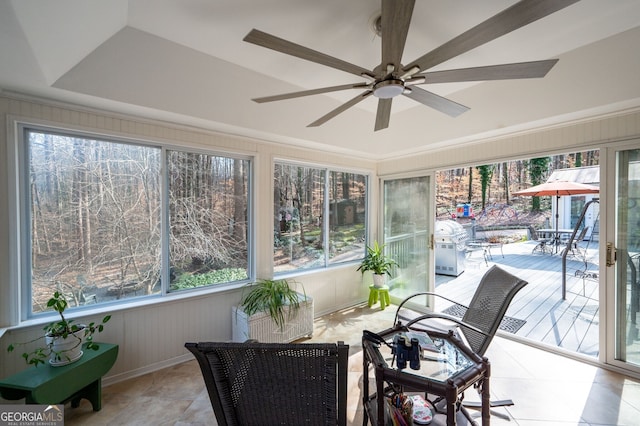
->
[102,352,194,387]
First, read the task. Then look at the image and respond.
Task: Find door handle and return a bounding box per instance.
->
[606,242,616,266]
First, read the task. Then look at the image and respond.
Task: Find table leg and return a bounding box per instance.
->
[71,378,102,411]
[482,362,491,425]
[362,344,369,426]
[445,385,457,426]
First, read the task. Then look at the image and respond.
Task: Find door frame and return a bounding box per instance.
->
[602,140,640,376]
[379,171,436,310]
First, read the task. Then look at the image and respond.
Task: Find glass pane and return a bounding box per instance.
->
[616,148,640,367]
[28,131,162,314]
[274,164,325,272]
[168,152,249,290]
[383,176,431,301]
[328,171,366,264]
[570,196,586,229]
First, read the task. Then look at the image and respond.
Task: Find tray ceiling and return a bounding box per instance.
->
[1,0,640,158]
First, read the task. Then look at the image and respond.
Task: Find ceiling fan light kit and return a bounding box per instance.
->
[244,0,580,131]
[373,79,405,99]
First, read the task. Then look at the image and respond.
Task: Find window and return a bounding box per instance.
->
[273,162,367,273]
[20,127,250,317]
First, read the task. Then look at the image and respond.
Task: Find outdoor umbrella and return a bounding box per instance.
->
[513,180,599,252]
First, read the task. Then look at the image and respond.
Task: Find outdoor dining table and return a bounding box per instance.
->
[538,228,574,253]
[466,241,504,265]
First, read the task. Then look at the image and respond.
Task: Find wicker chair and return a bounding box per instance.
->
[185,341,349,426]
[393,265,528,413]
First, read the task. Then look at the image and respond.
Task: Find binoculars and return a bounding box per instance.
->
[392,334,420,370]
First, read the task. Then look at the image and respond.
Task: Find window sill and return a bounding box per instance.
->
[8,281,248,331]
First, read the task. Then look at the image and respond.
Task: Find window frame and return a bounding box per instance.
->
[272,158,370,276]
[12,122,254,322]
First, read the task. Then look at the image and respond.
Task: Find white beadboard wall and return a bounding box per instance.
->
[378,108,640,175]
[0,93,372,384]
[1,92,639,384]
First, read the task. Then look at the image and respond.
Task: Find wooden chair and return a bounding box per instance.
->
[185,341,349,426]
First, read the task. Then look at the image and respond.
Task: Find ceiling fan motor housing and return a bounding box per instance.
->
[244,0,577,130]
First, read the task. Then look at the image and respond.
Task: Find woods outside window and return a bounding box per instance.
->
[19,126,251,317]
[273,162,367,273]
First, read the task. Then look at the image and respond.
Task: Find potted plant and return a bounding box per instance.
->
[7,291,111,367]
[232,279,313,343]
[357,241,397,288]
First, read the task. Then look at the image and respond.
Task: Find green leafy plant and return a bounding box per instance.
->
[170,268,248,290]
[357,241,397,276]
[7,291,111,366]
[239,279,306,331]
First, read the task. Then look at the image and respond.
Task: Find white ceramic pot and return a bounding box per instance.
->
[372,273,386,288]
[45,326,85,366]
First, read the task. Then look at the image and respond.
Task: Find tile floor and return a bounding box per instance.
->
[64,304,640,425]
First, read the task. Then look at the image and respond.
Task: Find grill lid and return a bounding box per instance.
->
[435,220,468,249]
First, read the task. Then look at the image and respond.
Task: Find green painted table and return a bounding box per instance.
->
[0,342,118,411]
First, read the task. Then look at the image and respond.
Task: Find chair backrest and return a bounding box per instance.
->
[575,226,589,244]
[459,265,528,356]
[185,341,349,426]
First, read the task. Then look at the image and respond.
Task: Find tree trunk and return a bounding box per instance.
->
[467,166,473,204]
[502,162,510,204]
[233,159,245,242]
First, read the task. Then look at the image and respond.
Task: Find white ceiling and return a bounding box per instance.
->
[2,0,640,159]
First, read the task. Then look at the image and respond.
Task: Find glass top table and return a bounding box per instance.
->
[375,330,474,382]
[362,325,490,426]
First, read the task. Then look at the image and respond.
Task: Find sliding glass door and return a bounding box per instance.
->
[382,175,432,304]
[610,146,640,370]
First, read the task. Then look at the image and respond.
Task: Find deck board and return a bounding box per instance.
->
[431,240,601,358]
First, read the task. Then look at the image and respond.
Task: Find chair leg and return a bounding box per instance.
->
[532,242,545,254]
[463,399,514,408]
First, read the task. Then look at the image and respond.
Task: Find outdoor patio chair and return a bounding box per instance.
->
[564,226,589,259]
[528,225,552,255]
[392,265,528,417]
[185,341,349,426]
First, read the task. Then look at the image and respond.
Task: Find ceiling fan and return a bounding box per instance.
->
[244,0,580,131]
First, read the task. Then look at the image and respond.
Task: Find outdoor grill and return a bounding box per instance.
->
[434,220,469,276]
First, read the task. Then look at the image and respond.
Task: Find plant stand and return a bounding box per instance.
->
[367,285,390,310]
[232,294,313,343]
[0,343,118,411]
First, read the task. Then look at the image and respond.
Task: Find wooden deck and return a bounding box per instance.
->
[432,239,600,358]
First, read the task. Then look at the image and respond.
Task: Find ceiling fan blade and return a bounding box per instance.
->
[308,91,373,127]
[403,86,469,117]
[375,98,393,131]
[403,0,579,73]
[415,59,559,84]
[244,29,373,78]
[253,83,370,103]
[381,0,415,73]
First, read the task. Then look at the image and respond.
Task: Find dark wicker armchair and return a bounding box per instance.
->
[185,341,349,426]
[393,265,528,415]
